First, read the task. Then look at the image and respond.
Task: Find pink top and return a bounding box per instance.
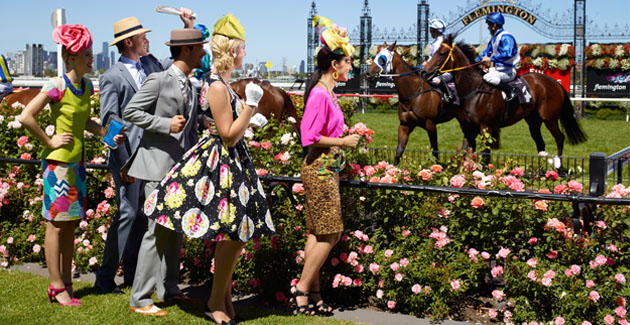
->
[300,87,345,146]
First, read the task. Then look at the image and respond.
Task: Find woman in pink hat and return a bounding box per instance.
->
[19,24,125,306]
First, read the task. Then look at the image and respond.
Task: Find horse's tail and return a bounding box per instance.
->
[559,89,587,145]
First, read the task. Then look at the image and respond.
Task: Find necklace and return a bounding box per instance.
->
[317,80,338,106]
[63,74,86,97]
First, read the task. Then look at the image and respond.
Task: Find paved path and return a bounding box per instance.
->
[10,263,471,324]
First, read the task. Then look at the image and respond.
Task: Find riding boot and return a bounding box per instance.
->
[495,82,518,102]
[437,81,453,103]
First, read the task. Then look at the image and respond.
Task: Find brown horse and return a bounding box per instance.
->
[1,88,40,109]
[365,42,461,165]
[231,78,300,125]
[420,35,587,160]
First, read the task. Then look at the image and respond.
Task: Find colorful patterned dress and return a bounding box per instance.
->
[143,74,275,241]
[40,75,93,221]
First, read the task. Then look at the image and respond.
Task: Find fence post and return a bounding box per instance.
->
[589,152,607,196]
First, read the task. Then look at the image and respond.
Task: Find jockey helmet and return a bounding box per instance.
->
[486,12,505,25]
[429,19,446,33]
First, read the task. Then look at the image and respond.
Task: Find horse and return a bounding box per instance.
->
[420,34,587,162]
[1,88,40,109]
[231,78,300,125]
[365,42,461,165]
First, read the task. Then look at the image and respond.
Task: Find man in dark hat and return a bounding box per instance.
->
[122,28,206,316]
[95,11,194,295]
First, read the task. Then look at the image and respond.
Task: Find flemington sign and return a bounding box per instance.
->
[461,3,537,26]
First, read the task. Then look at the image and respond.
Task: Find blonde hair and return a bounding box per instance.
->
[211,34,244,72]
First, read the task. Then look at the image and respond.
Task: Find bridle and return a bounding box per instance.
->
[435,43,484,74]
[372,48,421,78]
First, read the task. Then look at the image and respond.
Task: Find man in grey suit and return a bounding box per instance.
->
[124,28,206,316]
[96,12,195,294]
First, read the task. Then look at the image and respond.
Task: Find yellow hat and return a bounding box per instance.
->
[212,13,245,41]
[110,17,151,46]
[313,15,354,57]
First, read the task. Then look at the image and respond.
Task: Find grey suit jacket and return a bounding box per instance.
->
[99,56,164,171]
[122,66,199,181]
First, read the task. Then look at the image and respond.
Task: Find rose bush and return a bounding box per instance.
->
[1,93,629,323]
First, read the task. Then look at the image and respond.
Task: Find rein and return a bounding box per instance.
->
[380,67,423,78]
[437,43,484,74]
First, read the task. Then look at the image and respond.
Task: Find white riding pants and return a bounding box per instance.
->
[483,67,516,86]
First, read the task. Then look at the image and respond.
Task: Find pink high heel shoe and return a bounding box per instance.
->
[65,282,81,303]
[47,284,82,306]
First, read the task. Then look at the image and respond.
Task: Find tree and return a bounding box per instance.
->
[44,68,56,77]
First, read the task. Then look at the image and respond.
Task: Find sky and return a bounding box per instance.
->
[2,0,629,71]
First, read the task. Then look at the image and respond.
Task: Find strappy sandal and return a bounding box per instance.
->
[290,285,314,316]
[309,291,333,316]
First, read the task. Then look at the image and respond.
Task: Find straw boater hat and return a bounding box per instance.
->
[109,17,152,46]
[164,29,208,47]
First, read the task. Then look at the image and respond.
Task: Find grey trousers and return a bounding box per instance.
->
[96,169,147,286]
[130,181,183,308]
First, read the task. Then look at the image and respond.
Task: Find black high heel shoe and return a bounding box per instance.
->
[203,306,237,325]
[309,291,333,316]
[290,285,314,316]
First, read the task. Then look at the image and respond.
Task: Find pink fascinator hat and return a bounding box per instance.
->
[52,24,93,54]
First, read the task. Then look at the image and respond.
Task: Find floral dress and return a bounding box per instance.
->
[143,74,275,241]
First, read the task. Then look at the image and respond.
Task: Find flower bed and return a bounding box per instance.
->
[586,43,630,70]
[1,95,629,323]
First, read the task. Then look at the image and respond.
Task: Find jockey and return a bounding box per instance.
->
[427,18,454,103]
[475,12,520,102]
[0,54,14,102]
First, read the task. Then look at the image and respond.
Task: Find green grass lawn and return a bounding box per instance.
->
[353,113,630,158]
[0,270,356,325]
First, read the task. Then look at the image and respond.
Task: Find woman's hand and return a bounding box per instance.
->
[342,134,360,148]
[49,133,74,149]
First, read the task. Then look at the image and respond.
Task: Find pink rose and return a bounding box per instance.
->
[387,300,395,309]
[384,249,393,258]
[450,175,466,188]
[291,183,304,194]
[491,265,503,277]
[481,252,490,259]
[546,170,559,180]
[355,264,364,273]
[492,289,504,301]
[17,135,29,148]
[497,247,511,258]
[615,273,627,284]
[376,289,384,299]
[430,164,443,173]
[528,270,537,281]
[548,250,558,259]
[411,284,421,294]
[261,141,272,150]
[554,184,568,194]
[586,280,595,288]
[6,237,13,245]
[342,276,352,286]
[568,180,583,192]
[363,245,373,254]
[89,256,98,266]
[528,237,538,244]
[470,196,485,208]
[394,273,404,281]
[330,257,339,266]
[541,277,552,287]
[527,258,537,268]
[369,263,380,274]
[604,315,615,325]
[488,309,498,319]
[555,316,565,325]
[353,278,362,286]
[32,244,41,253]
[510,167,524,176]
[588,290,600,302]
[27,234,36,242]
[616,306,627,318]
[570,264,581,275]
[256,168,268,176]
[399,258,409,267]
[450,279,461,291]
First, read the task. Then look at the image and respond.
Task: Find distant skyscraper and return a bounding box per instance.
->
[14,50,25,75]
[282,57,288,75]
[299,60,305,74]
[110,51,116,67]
[24,44,44,76]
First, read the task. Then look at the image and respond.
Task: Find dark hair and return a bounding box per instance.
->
[115,42,125,54]
[169,45,192,60]
[303,47,345,102]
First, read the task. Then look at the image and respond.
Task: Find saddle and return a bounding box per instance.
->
[434,82,461,106]
[502,77,532,104]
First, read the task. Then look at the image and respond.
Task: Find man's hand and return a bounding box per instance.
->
[481,56,492,64]
[180,8,196,28]
[170,115,187,133]
[120,169,136,184]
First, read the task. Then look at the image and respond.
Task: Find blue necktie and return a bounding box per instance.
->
[136,62,146,86]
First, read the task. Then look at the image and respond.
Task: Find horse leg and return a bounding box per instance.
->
[543,118,566,172]
[425,119,439,161]
[525,115,546,154]
[395,123,414,166]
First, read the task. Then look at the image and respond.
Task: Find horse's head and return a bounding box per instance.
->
[420,34,456,81]
[365,41,397,81]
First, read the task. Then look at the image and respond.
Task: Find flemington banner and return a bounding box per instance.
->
[585,43,630,97]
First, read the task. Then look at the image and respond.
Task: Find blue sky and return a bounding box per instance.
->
[2,0,628,70]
